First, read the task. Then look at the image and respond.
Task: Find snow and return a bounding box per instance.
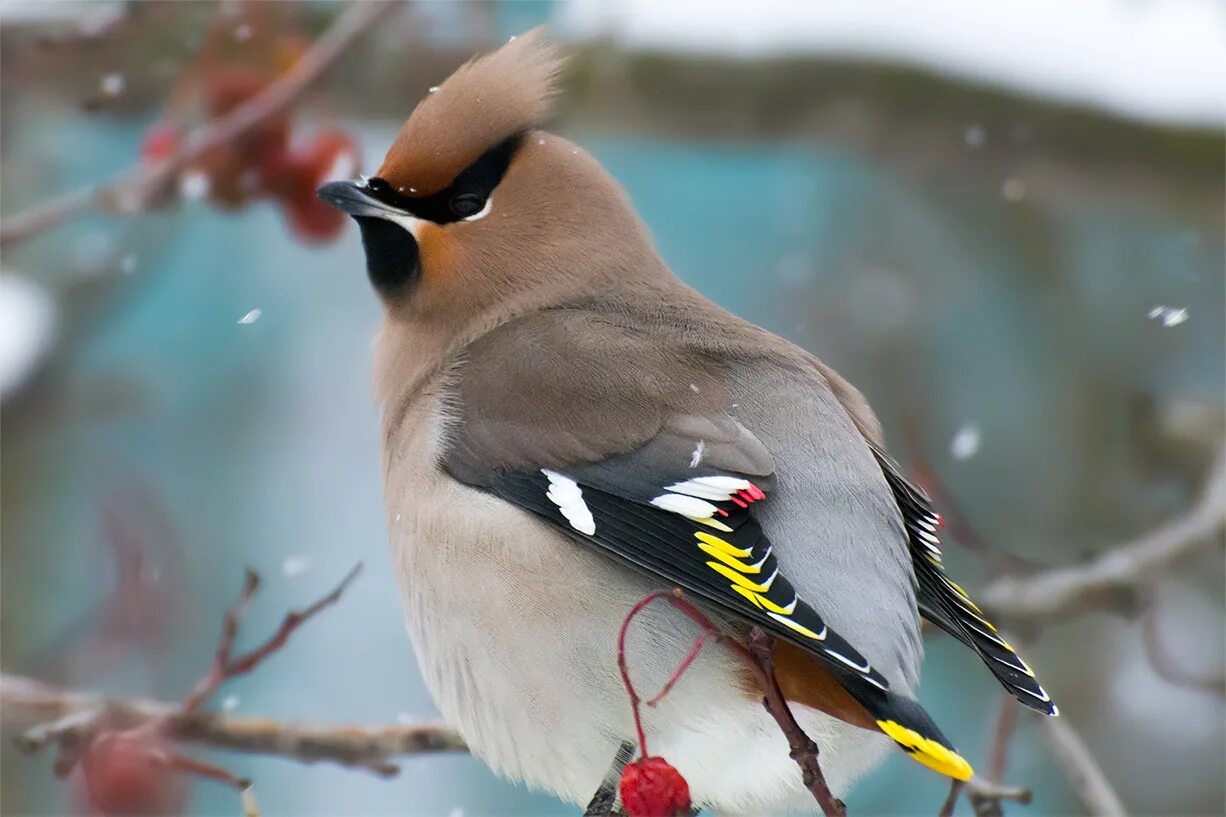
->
[0,273,55,399]
[178,170,211,201]
[238,308,262,325]
[950,424,981,460]
[281,555,311,577]
[1148,306,1189,327]
[963,124,985,149]
[556,0,1226,126]
[100,72,125,97]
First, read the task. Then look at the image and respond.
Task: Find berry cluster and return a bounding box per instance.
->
[140,70,360,243]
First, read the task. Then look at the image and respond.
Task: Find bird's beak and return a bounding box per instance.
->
[316,180,389,217]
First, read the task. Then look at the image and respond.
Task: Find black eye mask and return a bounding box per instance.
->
[366,134,522,224]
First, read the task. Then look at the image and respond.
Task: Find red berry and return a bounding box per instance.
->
[140,123,182,163]
[77,730,186,816]
[620,756,691,817]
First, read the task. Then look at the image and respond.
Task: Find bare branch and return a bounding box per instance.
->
[979,445,1226,623]
[182,564,361,713]
[1,673,467,776]
[0,0,399,249]
[1041,715,1129,817]
[1139,591,1226,697]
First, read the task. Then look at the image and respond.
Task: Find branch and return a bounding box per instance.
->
[1139,591,1226,697]
[618,589,846,817]
[979,445,1226,623]
[1041,715,1128,817]
[1,673,467,776]
[0,0,398,249]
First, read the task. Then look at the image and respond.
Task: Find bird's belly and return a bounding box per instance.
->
[382,398,892,812]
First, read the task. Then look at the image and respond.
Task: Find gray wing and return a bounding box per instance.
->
[442,306,922,693]
[438,304,983,779]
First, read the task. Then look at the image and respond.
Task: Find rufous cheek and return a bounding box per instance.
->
[414,222,454,281]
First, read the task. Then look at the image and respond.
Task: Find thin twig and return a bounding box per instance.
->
[1,673,467,776]
[979,445,1226,623]
[1041,715,1128,817]
[746,627,846,817]
[617,589,845,817]
[183,564,362,713]
[987,696,1021,786]
[0,0,399,249]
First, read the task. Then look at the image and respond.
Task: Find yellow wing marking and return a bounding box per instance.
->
[706,561,773,593]
[877,720,974,781]
[695,531,751,557]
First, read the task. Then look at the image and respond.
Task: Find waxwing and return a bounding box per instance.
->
[317,29,1056,814]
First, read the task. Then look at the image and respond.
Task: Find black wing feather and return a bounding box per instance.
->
[491,468,891,693]
[872,450,1059,716]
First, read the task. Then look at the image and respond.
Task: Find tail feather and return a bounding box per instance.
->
[843,685,974,781]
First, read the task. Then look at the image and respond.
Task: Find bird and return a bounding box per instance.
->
[316,29,1057,815]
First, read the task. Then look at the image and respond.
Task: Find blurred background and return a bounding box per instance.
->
[1,1,1222,816]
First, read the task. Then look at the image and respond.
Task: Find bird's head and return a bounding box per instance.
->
[317,29,663,328]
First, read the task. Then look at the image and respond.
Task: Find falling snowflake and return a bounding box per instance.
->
[689,440,705,468]
[1001,178,1027,202]
[950,425,981,460]
[221,695,240,712]
[178,171,211,201]
[234,23,253,40]
[428,86,441,94]
[100,73,125,97]
[964,125,985,148]
[1148,306,1188,327]
[282,555,311,577]
[238,308,262,325]
[120,254,138,275]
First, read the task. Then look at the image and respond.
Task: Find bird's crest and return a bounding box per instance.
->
[377,28,564,197]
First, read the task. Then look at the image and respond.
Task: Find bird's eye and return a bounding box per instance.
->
[449,191,485,217]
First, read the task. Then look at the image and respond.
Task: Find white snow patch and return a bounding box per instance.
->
[556,0,1226,126]
[0,273,55,399]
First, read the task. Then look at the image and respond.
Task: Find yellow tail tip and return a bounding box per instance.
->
[877,720,974,782]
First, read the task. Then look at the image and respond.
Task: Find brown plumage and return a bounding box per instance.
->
[377,28,564,196]
[315,29,1058,812]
